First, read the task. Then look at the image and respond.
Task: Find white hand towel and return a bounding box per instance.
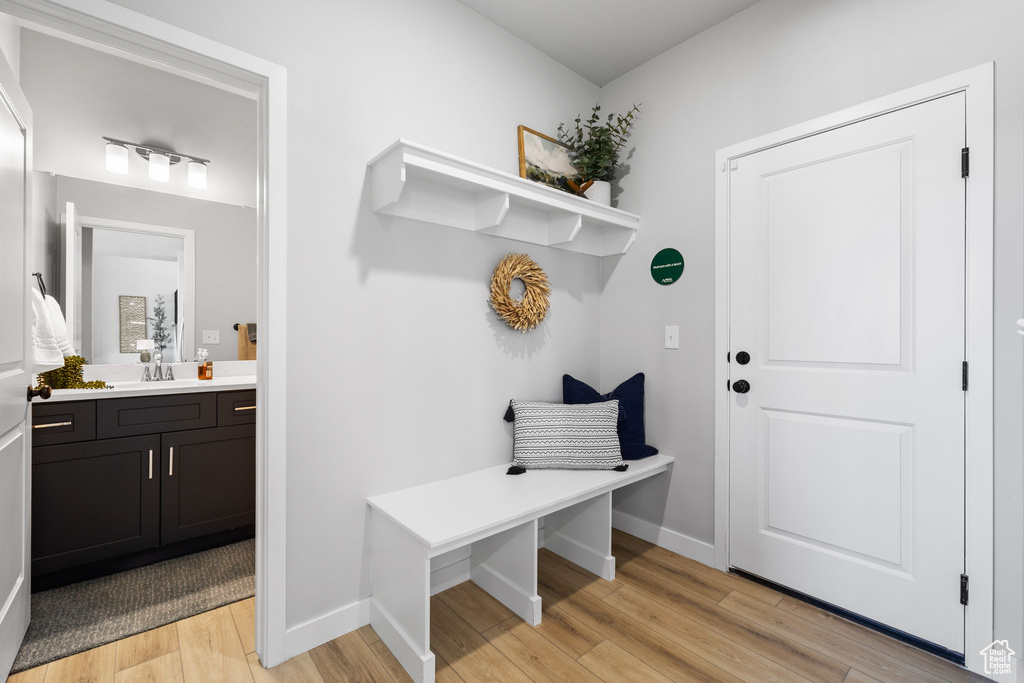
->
[45,295,75,357]
[32,288,64,372]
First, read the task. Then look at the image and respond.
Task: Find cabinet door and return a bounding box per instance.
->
[32,435,161,576]
[161,425,255,545]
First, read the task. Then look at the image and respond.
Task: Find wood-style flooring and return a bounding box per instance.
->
[7,530,985,682]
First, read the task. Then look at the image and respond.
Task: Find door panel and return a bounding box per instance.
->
[762,410,912,568]
[729,93,966,652]
[0,43,33,679]
[764,145,908,367]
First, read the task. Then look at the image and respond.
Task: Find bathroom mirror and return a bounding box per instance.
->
[63,202,196,364]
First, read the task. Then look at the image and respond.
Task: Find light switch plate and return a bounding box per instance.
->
[665,326,679,349]
[202,330,221,344]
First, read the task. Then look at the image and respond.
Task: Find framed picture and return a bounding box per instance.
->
[518,125,582,195]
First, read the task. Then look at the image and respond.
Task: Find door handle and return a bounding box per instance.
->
[27,384,52,401]
[733,379,751,394]
[169,446,174,476]
[148,450,153,480]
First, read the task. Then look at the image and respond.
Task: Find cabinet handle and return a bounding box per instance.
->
[148,450,153,480]
[34,421,72,429]
[234,405,256,412]
[169,447,174,476]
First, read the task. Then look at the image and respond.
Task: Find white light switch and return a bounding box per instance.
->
[665,326,679,349]
[202,330,221,344]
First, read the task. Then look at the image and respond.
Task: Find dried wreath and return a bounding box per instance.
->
[489,253,550,331]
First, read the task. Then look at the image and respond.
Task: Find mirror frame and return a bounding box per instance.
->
[62,204,197,364]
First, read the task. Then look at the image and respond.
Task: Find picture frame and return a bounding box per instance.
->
[517,125,582,195]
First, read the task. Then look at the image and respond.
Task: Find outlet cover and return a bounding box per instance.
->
[202,330,221,344]
[664,326,679,349]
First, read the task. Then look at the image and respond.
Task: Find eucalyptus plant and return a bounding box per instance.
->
[558,103,641,184]
[149,294,172,354]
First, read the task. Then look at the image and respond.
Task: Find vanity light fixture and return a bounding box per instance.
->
[102,137,210,188]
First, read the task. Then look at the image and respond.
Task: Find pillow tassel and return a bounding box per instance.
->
[503,401,515,423]
[507,465,527,475]
[614,464,629,471]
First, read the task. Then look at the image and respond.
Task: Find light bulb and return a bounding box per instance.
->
[187,160,207,189]
[105,142,129,174]
[149,151,170,182]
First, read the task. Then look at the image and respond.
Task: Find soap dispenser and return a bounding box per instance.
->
[196,349,211,379]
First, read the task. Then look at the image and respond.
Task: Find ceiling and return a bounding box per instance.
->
[455,0,762,86]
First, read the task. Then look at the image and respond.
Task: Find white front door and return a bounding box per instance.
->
[0,45,35,678]
[728,93,966,652]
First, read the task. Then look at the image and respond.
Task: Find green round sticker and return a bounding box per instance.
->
[651,248,684,285]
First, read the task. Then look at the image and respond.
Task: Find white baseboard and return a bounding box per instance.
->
[470,561,542,625]
[283,597,369,661]
[612,509,716,567]
[431,557,470,595]
[543,528,615,581]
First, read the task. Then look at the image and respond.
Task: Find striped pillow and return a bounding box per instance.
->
[509,400,626,471]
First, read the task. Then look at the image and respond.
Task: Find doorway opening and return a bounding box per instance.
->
[0,0,287,672]
[713,64,994,675]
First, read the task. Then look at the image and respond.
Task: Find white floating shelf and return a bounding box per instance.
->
[368,139,641,257]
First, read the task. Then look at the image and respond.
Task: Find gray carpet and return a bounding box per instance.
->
[12,539,255,673]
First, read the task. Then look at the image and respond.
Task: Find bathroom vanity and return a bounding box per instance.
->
[30,378,256,589]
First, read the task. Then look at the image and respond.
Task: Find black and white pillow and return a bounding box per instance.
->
[508,399,626,472]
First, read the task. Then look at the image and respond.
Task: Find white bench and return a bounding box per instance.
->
[367,454,674,682]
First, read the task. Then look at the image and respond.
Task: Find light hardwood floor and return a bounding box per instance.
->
[7,530,985,682]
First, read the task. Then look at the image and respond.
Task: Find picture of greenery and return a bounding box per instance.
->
[518,125,582,195]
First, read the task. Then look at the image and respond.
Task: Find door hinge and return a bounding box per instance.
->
[962,361,969,391]
[727,380,731,391]
[960,574,969,606]
[961,147,969,178]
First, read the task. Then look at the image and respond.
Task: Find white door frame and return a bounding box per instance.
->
[714,63,993,674]
[0,0,291,666]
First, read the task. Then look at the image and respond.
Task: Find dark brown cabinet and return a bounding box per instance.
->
[32,435,160,575]
[161,425,256,545]
[31,389,255,586]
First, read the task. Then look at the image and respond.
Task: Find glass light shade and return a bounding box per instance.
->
[149,152,170,182]
[105,142,129,174]
[187,160,207,189]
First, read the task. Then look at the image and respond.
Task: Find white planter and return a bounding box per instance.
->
[584,180,612,206]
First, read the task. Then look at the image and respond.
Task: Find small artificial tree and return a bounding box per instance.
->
[149,294,172,354]
[557,103,641,187]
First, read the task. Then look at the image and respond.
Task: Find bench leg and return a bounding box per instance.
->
[370,511,435,683]
[543,491,615,581]
[470,519,542,625]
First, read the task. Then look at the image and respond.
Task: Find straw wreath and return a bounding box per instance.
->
[489,253,551,331]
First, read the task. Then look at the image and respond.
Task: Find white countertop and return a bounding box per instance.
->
[47,375,256,402]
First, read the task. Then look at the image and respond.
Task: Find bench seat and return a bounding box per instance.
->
[367,453,674,682]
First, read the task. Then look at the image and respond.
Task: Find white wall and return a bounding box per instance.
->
[0,14,18,80]
[20,28,257,208]
[30,172,58,295]
[91,254,178,364]
[50,176,256,362]
[599,0,1023,655]
[105,0,602,643]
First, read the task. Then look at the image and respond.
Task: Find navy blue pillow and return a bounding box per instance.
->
[563,373,658,460]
